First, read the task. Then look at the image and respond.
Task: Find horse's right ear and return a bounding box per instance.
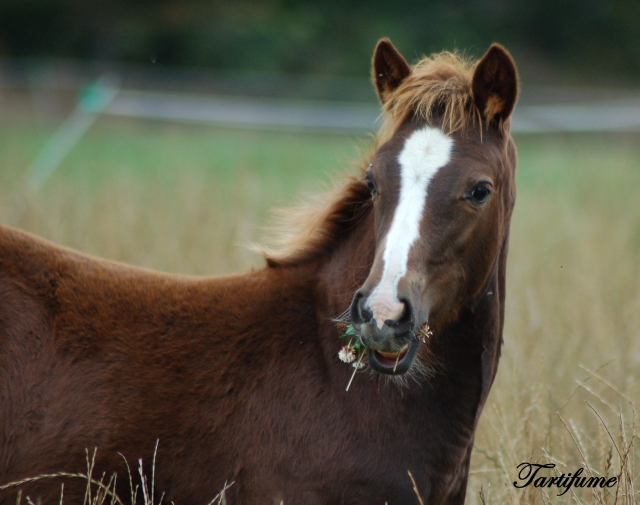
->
[372,38,411,105]
[472,44,519,126]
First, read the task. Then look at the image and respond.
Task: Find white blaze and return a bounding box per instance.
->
[366,126,453,329]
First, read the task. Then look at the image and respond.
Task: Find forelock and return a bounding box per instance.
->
[377,51,482,141]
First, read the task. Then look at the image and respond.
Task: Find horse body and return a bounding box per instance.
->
[0,226,316,501]
[0,223,480,504]
[1,39,518,504]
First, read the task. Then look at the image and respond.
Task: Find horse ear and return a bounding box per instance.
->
[472,44,518,126]
[372,38,412,104]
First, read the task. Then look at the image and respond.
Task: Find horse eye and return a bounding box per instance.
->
[366,177,377,195]
[470,186,490,203]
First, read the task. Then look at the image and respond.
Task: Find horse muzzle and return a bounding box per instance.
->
[349,291,422,375]
[360,324,421,375]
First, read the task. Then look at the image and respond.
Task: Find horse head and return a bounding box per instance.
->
[349,39,518,375]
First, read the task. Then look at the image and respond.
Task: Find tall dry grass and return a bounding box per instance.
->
[0,443,233,505]
[0,105,639,503]
[467,135,640,504]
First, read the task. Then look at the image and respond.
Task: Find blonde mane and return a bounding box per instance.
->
[378,51,481,142]
[259,50,481,267]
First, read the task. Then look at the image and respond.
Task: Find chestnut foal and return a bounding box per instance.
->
[0,39,518,504]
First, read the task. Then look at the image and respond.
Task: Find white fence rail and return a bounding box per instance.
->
[106,90,379,133]
[102,89,640,134]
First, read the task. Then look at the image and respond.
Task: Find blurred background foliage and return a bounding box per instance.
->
[1,0,640,86]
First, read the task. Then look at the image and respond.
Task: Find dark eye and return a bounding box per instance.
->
[366,177,377,195]
[469,186,490,203]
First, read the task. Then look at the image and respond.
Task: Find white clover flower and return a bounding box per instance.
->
[352,360,366,369]
[338,345,356,363]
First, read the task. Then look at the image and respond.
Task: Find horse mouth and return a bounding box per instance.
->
[368,339,420,375]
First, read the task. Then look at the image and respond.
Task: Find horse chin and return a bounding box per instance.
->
[367,339,420,375]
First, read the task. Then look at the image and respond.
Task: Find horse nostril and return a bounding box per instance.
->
[349,292,363,324]
[361,304,373,323]
[349,291,372,325]
[395,298,413,328]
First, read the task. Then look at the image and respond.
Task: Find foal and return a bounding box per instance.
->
[0,39,518,504]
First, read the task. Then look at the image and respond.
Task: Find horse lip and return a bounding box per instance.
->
[368,339,420,376]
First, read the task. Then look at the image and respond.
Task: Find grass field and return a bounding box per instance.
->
[1,107,639,504]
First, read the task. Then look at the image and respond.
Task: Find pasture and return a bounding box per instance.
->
[1,104,639,503]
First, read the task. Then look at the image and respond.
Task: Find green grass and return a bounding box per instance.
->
[1,113,639,504]
[1,117,367,275]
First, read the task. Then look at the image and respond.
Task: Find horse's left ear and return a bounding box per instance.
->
[372,38,412,104]
[472,44,519,125]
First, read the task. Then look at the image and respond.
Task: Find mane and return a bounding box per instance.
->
[259,51,480,268]
[257,167,373,268]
